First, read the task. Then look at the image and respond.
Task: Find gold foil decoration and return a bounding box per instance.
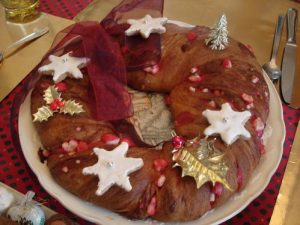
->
[60,100,84,115]
[33,106,54,122]
[173,137,233,191]
[43,85,61,104]
[33,85,85,122]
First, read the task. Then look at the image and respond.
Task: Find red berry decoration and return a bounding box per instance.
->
[50,99,64,111]
[237,167,244,190]
[188,74,203,83]
[212,182,223,197]
[56,99,65,108]
[153,159,168,172]
[120,137,135,147]
[190,66,198,74]
[172,135,185,149]
[207,100,217,109]
[42,149,50,157]
[252,117,264,132]
[101,133,120,145]
[213,89,222,97]
[155,174,166,187]
[55,82,67,91]
[258,139,266,154]
[164,95,171,105]
[241,93,254,104]
[49,101,59,111]
[146,196,157,216]
[77,141,89,152]
[187,31,197,41]
[222,59,232,69]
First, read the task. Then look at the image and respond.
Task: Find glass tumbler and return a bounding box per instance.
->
[0,0,40,23]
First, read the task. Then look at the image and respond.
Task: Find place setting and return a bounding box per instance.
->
[263,8,299,109]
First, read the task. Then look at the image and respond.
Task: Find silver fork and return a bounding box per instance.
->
[0,27,49,63]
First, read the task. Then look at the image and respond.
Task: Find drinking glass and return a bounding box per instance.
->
[0,0,40,23]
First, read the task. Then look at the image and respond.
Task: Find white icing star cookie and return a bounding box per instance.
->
[202,103,251,145]
[38,52,90,83]
[82,142,144,196]
[125,14,168,39]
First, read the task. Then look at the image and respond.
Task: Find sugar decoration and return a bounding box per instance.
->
[202,103,251,145]
[125,14,168,39]
[82,142,144,196]
[38,52,90,83]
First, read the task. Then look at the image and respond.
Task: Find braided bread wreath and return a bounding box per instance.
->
[21,7,282,225]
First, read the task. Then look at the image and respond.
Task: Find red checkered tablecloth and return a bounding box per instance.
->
[0,1,300,225]
[40,0,92,19]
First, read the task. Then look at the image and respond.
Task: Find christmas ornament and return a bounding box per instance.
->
[172,136,232,191]
[82,142,144,196]
[171,132,185,149]
[33,85,84,122]
[125,14,168,39]
[0,187,14,213]
[7,191,45,225]
[38,52,90,83]
[205,14,229,50]
[202,103,251,145]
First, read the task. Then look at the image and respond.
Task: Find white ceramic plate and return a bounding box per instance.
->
[18,71,285,225]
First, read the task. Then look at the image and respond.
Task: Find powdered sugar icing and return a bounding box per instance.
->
[202,103,251,145]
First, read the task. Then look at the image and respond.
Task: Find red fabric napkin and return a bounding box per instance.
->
[15,22,132,121]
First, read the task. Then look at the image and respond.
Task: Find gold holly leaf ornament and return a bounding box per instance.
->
[173,137,233,191]
[33,85,85,122]
[43,85,61,104]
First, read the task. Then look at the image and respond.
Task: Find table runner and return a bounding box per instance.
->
[0,1,300,224]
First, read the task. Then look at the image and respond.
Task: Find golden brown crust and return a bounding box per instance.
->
[31,24,269,221]
[46,214,78,225]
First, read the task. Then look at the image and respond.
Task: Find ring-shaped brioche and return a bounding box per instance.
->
[31,24,269,222]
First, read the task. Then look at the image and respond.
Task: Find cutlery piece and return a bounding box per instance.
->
[281,8,298,104]
[263,15,285,81]
[0,27,49,63]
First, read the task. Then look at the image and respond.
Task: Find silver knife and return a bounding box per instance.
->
[0,27,49,63]
[281,8,298,104]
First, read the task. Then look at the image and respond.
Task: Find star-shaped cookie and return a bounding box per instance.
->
[82,142,144,196]
[202,103,251,145]
[125,14,168,39]
[38,52,90,83]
